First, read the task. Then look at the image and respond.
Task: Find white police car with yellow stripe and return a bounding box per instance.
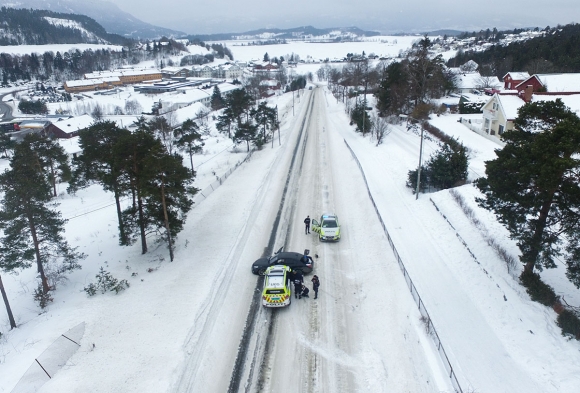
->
[312,213,341,242]
[262,265,292,307]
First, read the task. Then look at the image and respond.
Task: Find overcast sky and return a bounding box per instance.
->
[111,0,580,35]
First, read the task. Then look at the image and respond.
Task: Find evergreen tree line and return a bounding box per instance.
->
[0,38,217,84]
[319,37,454,121]
[448,23,580,77]
[215,88,279,150]
[18,99,49,114]
[374,37,455,118]
[0,117,199,316]
[317,37,466,186]
[185,39,234,60]
[0,48,125,84]
[0,7,131,46]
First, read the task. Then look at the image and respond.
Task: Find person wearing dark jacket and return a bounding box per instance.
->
[300,284,309,298]
[301,253,313,265]
[304,215,311,234]
[311,275,320,299]
[293,272,304,299]
[294,278,302,298]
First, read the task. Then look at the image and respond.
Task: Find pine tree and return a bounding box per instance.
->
[117,127,160,254]
[148,116,174,153]
[234,121,258,152]
[143,152,196,261]
[24,134,71,197]
[174,119,204,172]
[115,125,196,259]
[70,121,132,245]
[0,141,84,295]
[0,133,15,157]
[476,99,580,285]
[211,85,224,111]
[251,102,278,145]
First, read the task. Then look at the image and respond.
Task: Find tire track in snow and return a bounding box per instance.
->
[172,94,313,393]
[230,92,316,392]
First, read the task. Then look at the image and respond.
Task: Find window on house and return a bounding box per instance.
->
[498,125,505,135]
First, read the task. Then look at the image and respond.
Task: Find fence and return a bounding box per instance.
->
[343,139,464,393]
[11,322,85,393]
[191,150,252,206]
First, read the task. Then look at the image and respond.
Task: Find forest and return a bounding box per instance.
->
[448,23,580,77]
[0,7,132,46]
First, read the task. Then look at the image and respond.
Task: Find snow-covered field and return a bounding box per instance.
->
[0,38,579,393]
[219,36,419,62]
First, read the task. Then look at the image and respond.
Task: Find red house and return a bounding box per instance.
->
[503,72,530,89]
[515,73,580,102]
[44,114,94,139]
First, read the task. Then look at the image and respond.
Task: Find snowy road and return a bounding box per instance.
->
[255,88,450,392]
[169,88,450,392]
[182,88,448,392]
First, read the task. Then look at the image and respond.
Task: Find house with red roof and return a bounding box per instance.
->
[503,72,530,89]
[515,73,580,101]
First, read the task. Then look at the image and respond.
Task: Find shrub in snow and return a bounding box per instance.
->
[407,139,468,192]
[84,267,129,296]
[557,309,580,340]
[34,284,54,309]
[458,101,484,114]
[520,270,559,306]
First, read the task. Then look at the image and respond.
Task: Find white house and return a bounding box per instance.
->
[481,92,580,139]
[481,94,526,137]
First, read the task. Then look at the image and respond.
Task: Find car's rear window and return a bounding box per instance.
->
[266,289,284,294]
[266,275,285,288]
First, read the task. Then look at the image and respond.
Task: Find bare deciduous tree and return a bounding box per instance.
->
[372,115,392,146]
[475,75,501,90]
[124,99,143,115]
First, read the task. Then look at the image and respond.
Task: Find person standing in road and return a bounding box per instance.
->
[311,275,320,299]
[304,215,311,234]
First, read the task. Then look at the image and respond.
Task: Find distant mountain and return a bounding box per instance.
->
[0,7,132,45]
[187,25,381,41]
[0,0,185,39]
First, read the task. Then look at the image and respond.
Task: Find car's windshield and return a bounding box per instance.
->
[322,219,337,228]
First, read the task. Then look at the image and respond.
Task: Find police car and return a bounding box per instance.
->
[262,265,292,307]
[312,213,341,242]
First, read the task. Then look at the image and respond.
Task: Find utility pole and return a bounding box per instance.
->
[272,106,276,148]
[362,61,368,135]
[415,123,424,200]
[292,90,295,116]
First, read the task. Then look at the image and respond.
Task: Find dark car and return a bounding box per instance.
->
[251,247,314,275]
